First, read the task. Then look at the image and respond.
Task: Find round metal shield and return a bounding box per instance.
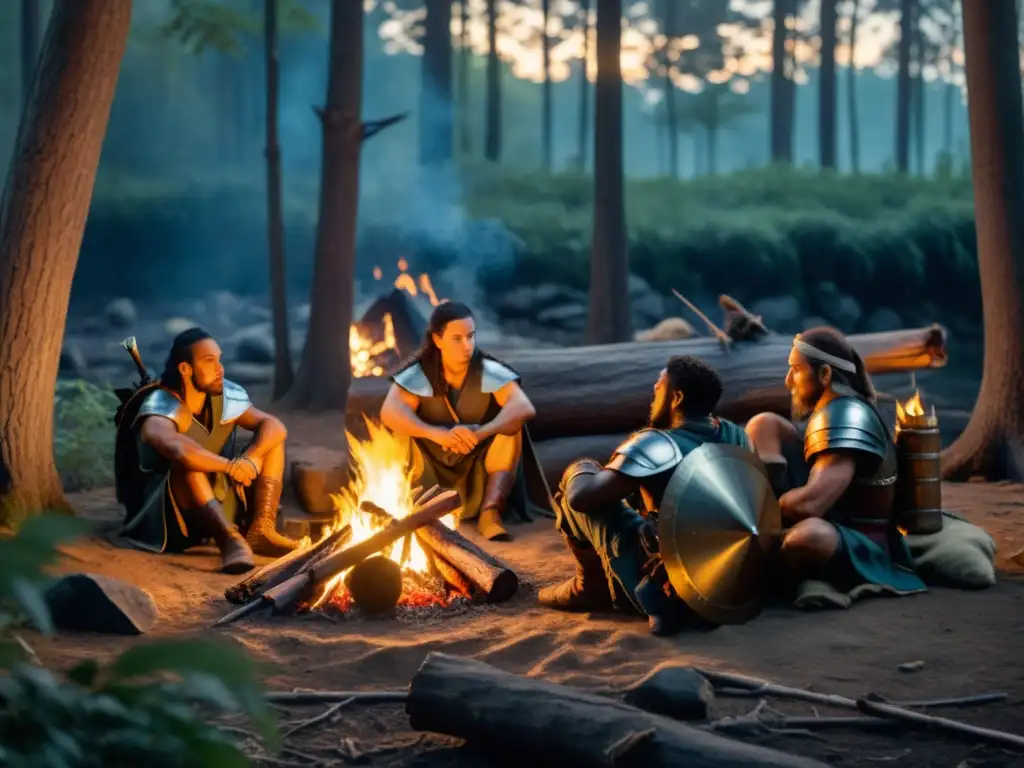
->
[658,443,781,626]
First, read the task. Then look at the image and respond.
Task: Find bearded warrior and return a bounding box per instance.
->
[380,301,554,541]
[115,328,299,573]
[745,326,927,597]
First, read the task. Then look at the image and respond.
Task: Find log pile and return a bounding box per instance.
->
[217,486,521,625]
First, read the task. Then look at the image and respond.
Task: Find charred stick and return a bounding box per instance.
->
[856,698,1024,750]
[266,690,408,704]
[413,484,443,508]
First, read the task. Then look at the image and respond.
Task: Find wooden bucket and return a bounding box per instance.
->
[894,426,944,534]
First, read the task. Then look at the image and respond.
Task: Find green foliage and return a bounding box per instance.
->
[162,0,318,56]
[53,381,120,493]
[0,516,278,767]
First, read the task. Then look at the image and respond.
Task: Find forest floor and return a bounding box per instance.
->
[34,476,1024,768]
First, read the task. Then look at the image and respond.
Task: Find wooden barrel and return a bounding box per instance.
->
[894,427,944,534]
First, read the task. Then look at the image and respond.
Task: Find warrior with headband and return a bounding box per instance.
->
[745,326,926,600]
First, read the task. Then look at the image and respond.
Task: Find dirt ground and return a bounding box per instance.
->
[28,472,1022,768]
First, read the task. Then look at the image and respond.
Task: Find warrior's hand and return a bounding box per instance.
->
[450,426,479,453]
[435,427,475,455]
[226,457,258,486]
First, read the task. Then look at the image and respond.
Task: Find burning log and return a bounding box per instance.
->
[424,549,474,599]
[347,325,949,439]
[225,525,352,605]
[406,653,829,767]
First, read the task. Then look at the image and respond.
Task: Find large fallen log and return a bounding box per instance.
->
[406,652,828,767]
[347,325,948,439]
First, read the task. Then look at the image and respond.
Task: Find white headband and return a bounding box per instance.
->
[793,338,857,373]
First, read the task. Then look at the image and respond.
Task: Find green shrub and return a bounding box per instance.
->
[54,381,119,493]
[0,515,278,767]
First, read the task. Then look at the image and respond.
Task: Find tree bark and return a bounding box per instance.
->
[20,0,42,108]
[406,653,830,767]
[458,0,471,156]
[845,0,861,173]
[347,326,949,440]
[0,0,132,526]
[577,0,592,172]
[282,0,362,410]
[415,521,519,601]
[264,0,294,400]
[541,0,553,171]
[941,0,1024,481]
[895,0,914,173]
[484,0,501,162]
[912,8,926,175]
[818,0,838,169]
[782,18,797,160]
[587,0,631,344]
[420,0,454,166]
[770,0,793,163]
[663,0,679,177]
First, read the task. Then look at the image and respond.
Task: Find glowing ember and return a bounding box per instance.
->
[310,420,457,612]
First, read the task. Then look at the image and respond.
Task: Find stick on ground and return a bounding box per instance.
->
[856,698,1024,750]
[283,696,356,739]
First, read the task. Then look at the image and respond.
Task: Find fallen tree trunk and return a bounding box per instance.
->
[406,653,828,767]
[347,326,948,439]
[533,433,628,490]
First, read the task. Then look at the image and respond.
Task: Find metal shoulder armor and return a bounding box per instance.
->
[804,397,889,463]
[480,358,521,393]
[131,388,187,431]
[391,363,433,397]
[606,428,684,478]
[220,379,251,424]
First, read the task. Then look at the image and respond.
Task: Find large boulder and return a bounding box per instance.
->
[45,573,159,634]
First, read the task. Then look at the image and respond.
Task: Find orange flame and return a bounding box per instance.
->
[310,421,457,609]
[896,390,926,422]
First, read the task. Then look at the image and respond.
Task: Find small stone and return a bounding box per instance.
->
[622,663,715,721]
[45,573,159,634]
[898,660,925,673]
[104,298,137,329]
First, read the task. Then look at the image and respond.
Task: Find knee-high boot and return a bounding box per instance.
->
[192,500,256,574]
[477,470,514,541]
[537,534,614,612]
[245,477,300,557]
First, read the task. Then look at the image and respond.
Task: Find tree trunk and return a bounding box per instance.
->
[895,0,914,173]
[20,0,42,108]
[541,0,552,171]
[0,0,132,526]
[769,0,792,163]
[577,0,591,172]
[458,0,471,156]
[707,126,718,175]
[419,0,453,166]
[663,0,679,177]
[941,0,1024,481]
[782,21,797,160]
[912,10,926,175]
[846,0,861,172]
[587,0,630,344]
[264,0,294,400]
[282,0,362,410]
[484,0,501,162]
[818,0,838,168]
[942,81,955,154]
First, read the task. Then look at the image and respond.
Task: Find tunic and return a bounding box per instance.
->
[115,380,251,553]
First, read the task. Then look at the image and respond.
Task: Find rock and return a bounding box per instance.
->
[231,324,275,364]
[898,660,925,673]
[207,290,245,326]
[749,295,802,331]
[635,317,695,342]
[45,573,159,634]
[103,298,137,329]
[863,307,903,333]
[164,317,199,337]
[496,284,586,318]
[828,295,862,331]
[293,303,311,323]
[622,663,715,721]
[536,303,587,331]
[224,362,273,385]
[59,340,88,377]
[801,316,829,330]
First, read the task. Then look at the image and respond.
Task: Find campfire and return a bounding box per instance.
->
[220,422,520,624]
[350,259,444,378]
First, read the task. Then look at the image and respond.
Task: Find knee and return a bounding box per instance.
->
[781,519,839,564]
[745,412,797,453]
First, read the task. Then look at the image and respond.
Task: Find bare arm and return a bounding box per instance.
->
[779,452,856,522]
[379,385,445,442]
[139,416,232,474]
[566,468,642,511]
[475,381,537,440]
[234,405,288,460]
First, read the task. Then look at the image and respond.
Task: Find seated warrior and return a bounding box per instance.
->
[538,356,750,632]
[380,301,543,541]
[118,328,299,573]
[744,326,926,596]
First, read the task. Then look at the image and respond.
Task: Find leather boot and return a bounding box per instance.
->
[245,477,300,557]
[194,500,255,574]
[537,535,614,612]
[477,470,514,541]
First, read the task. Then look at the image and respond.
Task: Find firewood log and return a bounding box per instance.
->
[224,525,352,605]
[424,550,473,598]
[264,491,462,614]
[414,524,519,602]
[347,325,948,439]
[406,653,829,767]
